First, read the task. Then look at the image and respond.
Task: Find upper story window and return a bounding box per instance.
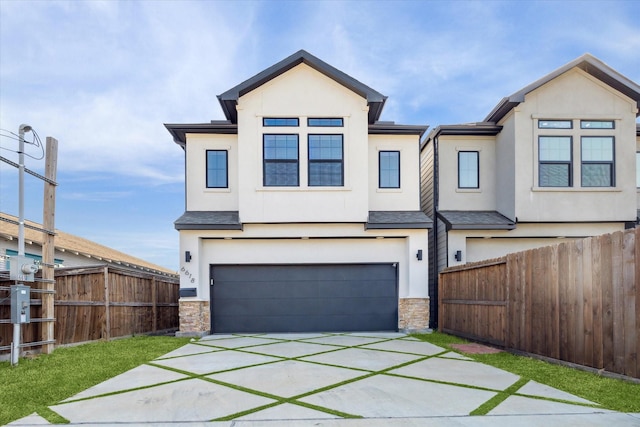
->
[308,134,343,186]
[539,136,572,187]
[263,118,299,127]
[581,136,614,187]
[206,150,228,188]
[539,120,572,129]
[308,118,344,127]
[263,134,299,186]
[581,120,614,129]
[458,151,479,189]
[379,151,400,188]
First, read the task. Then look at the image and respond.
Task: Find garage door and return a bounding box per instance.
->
[210,264,398,333]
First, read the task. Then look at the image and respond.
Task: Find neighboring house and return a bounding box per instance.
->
[166,50,430,335]
[421,54,640,327]
[0,213,176,276]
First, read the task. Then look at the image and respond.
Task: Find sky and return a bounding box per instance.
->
[1,0,639,272]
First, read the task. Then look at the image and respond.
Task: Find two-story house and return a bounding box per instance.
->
[421,53,640,327]
[166,50,431,336]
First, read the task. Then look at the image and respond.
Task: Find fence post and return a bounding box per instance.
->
[152,276,157,332]
[103,266,110,340]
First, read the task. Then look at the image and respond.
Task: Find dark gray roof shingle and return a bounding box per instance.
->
[366,211,433,229]
[438,211,515,231]
[174,211,242,230]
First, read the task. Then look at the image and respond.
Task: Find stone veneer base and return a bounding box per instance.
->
[398,298,430,331]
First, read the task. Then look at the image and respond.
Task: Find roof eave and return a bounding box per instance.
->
[164,122,238,146]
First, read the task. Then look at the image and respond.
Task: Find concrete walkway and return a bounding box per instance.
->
[9,332,640,426]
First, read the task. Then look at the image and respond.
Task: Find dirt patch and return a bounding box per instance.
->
[450,343,503,354]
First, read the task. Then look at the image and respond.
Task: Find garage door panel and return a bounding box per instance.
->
[211,264,398,333]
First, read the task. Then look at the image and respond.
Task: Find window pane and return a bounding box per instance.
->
[538,120,572,129]
[458,151,479,188]
[582,164,612,187]
[263,118,299,127]
[379,151,400,188]
[264,135,298,159]
[540,164,570,187]
[308,118,344,127]
[539,136,571,161]
[264,162,299,186]
[582,137,613,161]
[206,150,227,188]
[309,162,343,186]
[581,120,614,129]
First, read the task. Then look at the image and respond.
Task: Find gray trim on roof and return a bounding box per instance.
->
[217,50,387,125]
[165,121,238,147]
[421,123,502,150]
[485,53,640,123]
[366,211,433,229]
[175,211,242,230]
[369,122,429,137]
[437,211,515,231]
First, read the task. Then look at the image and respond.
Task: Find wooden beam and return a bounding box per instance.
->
[41,137,58,354]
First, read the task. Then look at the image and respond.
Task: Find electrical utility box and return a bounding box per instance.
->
[9,255,38,282]
[11,285,31,324]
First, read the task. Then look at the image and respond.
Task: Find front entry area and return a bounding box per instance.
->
[210,263,398,333]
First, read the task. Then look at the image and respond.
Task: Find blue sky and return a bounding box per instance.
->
[1,0,639,271]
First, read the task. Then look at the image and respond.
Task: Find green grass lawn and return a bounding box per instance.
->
[0,335,191,425]
[413,332,640,413]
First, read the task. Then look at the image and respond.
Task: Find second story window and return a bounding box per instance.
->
[263,118,299,127]
[379,151,400,188]
[308,134,343,186]
[539,136,572,187]
[581,136,614,187]
[206,150,228,188]
[308,118,344,127]
[263,135,299,186]
[458,151,479,189]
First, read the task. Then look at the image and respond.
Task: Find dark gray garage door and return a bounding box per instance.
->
[210,264,398,333]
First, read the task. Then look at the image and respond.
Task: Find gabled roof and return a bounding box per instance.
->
[485,53,640,123]
[217,50,388,125]
[437,211,515,231]
[0,213,176,275]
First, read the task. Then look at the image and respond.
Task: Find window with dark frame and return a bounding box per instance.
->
[206,150,228,188]
[379,151,400,188]
[308,118,344,127]
[308,134,343,186]
[263,118,299,127]
[581,136,614,187]
[458,151,479,189]
[263,134,299,186]
[581,120,614,129]
[539,136,572,187]
[538,120,573,129]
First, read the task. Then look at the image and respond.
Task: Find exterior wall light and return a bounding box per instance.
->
[454,250,462,262]
[416,249,423,261]
[185,251,192,262]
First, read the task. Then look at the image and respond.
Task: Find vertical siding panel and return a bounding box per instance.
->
[622,229,637,378]
[582,237,594,367]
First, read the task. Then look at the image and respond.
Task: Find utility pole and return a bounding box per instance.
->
[42,137,58,354]
[11,124,32,365]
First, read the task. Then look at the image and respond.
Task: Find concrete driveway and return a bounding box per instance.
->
[10,332,640,426]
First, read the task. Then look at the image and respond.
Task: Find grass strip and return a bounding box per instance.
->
[0,335,191,425]
[413,332,640,413]
[469,378,528,415]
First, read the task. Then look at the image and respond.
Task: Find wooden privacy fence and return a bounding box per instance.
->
[0,265,179,353]
[439,227,640,379]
